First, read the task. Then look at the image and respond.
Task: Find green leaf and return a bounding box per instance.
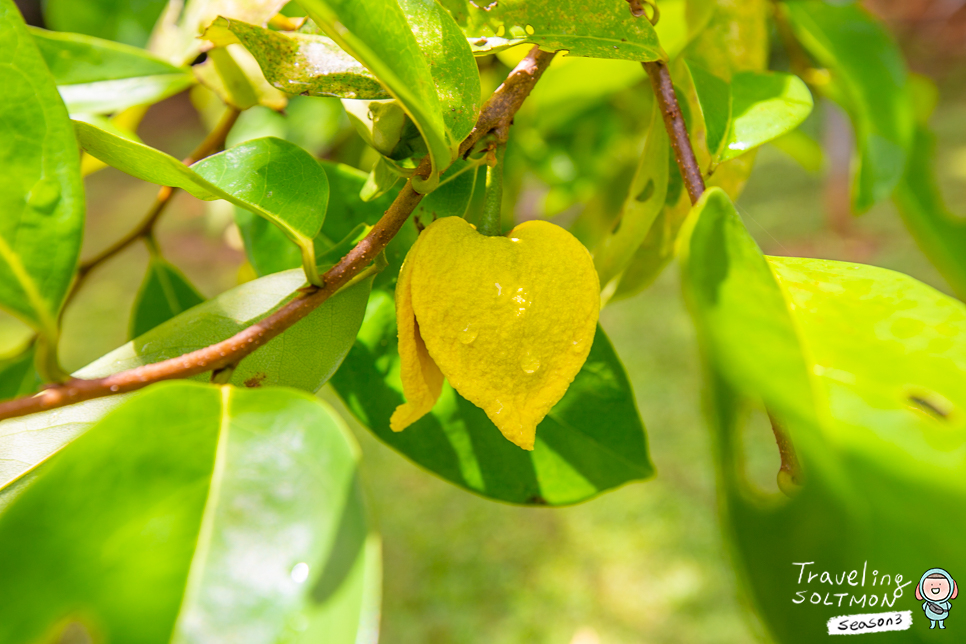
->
[893,126,966,302]
[0,268,373,503]
[361,157,404,202]
[0,382,378,644]
[594,104,669,294]
[0,0,84,370]
[42,0,168,47]
[686,60,731,161]
[29,26,194,114]
[129,255,205,339]
[74,122,328,284]
[343,99,427,161]
[782,1,914,212]
[687,63,813,167]
[0,342,43,403]
[193,42,289,111]
[202,16,389,99]
[451,0,665,61]
[236,161,407,285]
[80,269,371,391]
[412,158,479,223]
[718,70,813,164]
[331,290,653,505]
[680,187,966,642]
[296,0,480,192]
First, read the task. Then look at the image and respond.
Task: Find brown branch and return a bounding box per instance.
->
[643,60,706,205]
[0,48,556,422]
[72,107,242,286]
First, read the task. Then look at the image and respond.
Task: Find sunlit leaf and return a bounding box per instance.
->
[0,382,378,644]
[30,27,194,114]
[718,70,812,164]
[0,268,373,500]
[296,0,480,192]
[74,122,328,282]
[450,0,664,62]
[782,1,914,212]
[203,16,389,99]
[0,0,84,372]
[680,187,966,642]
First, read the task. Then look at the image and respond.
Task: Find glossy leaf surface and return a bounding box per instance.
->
[0,268,373,500]
[331,290,653,505]
[0,382,377,644]
[450,0,664,61]
[129,255,206,339]
[719,71,812,164]
[74,122,328,279]
[297,0,479,191]
[783,1,914,211]
[30,27,194,114]
[680,188,966,643]
[0,0,84,347]
[203,16,389,99]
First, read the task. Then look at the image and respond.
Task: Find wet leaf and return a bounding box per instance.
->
[0,0,84,370]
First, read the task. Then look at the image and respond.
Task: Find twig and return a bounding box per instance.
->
[71,108,242,288]
[0,48,556,422]
[643,61,706,205]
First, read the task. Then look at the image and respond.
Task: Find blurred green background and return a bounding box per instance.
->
[4,1,966,642]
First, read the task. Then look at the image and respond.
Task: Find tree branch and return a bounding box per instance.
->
[643,60,706,205]
[0,47,556,422]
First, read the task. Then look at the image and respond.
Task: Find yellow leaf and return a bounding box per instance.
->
[392,217,600,450]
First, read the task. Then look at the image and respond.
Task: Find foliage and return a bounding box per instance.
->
[0,0,964,641]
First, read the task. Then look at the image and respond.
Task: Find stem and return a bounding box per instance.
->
[479,144,506,236]
[0,52,556,422]
[642,60,706,205]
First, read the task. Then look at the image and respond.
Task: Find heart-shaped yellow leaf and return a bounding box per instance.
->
[390,216,600,450]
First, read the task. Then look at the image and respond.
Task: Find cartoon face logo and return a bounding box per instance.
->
[917,568,958,630]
